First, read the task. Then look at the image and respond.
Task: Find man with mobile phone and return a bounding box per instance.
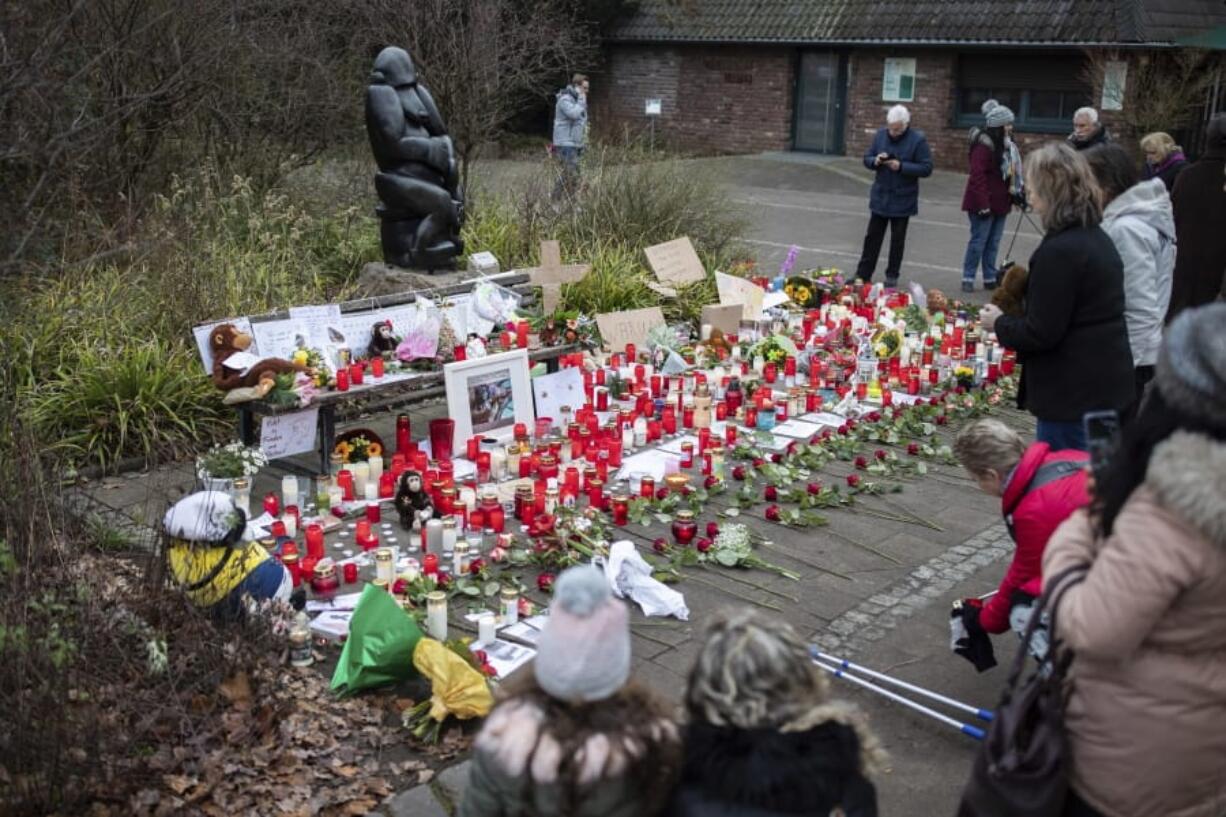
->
[854,105,933,288]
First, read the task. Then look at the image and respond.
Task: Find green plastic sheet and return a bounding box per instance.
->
[330,583,423,696]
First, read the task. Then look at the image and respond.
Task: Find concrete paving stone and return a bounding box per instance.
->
[434,760,472,811]
[633,659,688,707]
[630,631,676,661]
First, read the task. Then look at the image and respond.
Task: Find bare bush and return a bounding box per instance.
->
[1082,48,1225,143]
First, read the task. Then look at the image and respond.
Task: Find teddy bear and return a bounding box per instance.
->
[991,262,1029,318]
[209,323,312,403]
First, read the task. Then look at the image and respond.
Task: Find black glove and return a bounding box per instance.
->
[950,600,997,672]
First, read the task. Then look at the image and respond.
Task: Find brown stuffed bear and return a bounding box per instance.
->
[209,323,311,399]
[991,262,1029,318]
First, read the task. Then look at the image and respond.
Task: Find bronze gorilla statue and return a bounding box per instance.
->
[365,46,464,270]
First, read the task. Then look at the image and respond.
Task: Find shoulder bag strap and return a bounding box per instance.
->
[1002,564,1086,690]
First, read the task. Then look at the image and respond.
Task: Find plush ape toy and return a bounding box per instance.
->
[367,320,400,358]
[991,262,1029,318]
[394,470,436,531]
[209,323,312,402]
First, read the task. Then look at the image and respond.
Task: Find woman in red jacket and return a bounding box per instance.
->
[960,102,1017,293]
[953,419,1089,641]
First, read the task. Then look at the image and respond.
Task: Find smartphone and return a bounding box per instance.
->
[1083,410,1119,479]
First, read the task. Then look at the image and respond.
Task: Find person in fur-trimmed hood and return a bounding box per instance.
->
[459,565,681,817]
[670,608,883,817]
[1042,301,1226,817]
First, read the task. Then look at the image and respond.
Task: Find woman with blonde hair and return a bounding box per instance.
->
[1139,131,1189,192]
[671,608,883,817]
[979,142,1133,450]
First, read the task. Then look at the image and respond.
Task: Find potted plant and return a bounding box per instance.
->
[196,441,268,492]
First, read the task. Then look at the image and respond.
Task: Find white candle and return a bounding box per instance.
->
[426,591,448,640]
[351,462,369,498]
[459,486,477,513]
[368,456,383,483]
[490,448,506,481]
[364,482,377,501]
[328,485,343,508]
[281,513,297,538]
[425,518,443,553]
[281,475,299,509]
[477,612,496,645]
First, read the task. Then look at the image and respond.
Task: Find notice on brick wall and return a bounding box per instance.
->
[596,306,666,353]
[882,58,916,102]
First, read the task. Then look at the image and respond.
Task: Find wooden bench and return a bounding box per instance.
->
[229,272,578,473]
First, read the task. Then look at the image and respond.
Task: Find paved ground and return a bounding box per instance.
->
[76,152,1042,816]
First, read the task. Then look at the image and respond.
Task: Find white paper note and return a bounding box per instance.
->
[259,406,320,460]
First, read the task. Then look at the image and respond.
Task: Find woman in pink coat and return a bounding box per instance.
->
[1043,302,1226,817]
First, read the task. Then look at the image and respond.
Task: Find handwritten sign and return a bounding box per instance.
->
[595,306,666,353]
[645,237,706,286]
[250,318,309,363]
[716,271,765,320]
[532,367,585,428]
[259,406,319,460]
[701,303,742,336]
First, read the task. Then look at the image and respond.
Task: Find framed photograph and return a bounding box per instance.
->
[444,348,535,449]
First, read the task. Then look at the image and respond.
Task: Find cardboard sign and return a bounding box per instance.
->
[715,272,765,320]
[595,306,666,353]
[259,406,319,460]
[645,237,706,286]
[701,303,742,336]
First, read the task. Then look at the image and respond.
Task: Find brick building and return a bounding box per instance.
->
[591,1,1226,167]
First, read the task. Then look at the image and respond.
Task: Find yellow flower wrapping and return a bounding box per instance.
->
[411,638,494,722]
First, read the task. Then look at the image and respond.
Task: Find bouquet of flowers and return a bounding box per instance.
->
[750,334,799,365]
[334,433,383,463]
[871,327,903,359]
[196,441,267,480]
[402,637,495,743]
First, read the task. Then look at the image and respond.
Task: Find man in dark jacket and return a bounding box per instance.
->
[1166,113,1226,322]
[854,105,933,287]
[1068,107,1110,151]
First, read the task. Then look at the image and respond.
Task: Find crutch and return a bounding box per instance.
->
[810,652,987,741]
[810,648,994,723]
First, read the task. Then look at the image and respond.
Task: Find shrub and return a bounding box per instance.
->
[22,338,229,472]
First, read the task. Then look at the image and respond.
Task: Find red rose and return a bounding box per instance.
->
[846,419,858,430]
[846,474,862,488]
[809,435,823,445]
[696,537,713,553]
[732,465,747,481]
[907,442,920,456]
[752,457,765,469]
[656,487,669,500]
[481,663,498,677]
[436,572,452,589]
[537,572,556,593]
[468,558,486,575]
[866,411,882,423]
[764,485,778,501]
[807,482,822,495]
[874,449,887,461]
[765,505,782,522]
[821,429,834,440]
[770,452,784,463]
[703,475,720,489]
[473,649,489,664]
[936,414,949,426]
[706,521,720,538]
[854,455,868,469]
[653,537,669,553]
[787,441,799,455]
[392,578,409,595]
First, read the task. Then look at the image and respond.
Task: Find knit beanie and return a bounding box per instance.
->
[1154,302,1226,432]
[164,491,244,545]
[984,100,1015,128]
[534,565,631,703]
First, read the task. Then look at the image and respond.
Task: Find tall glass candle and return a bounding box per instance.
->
[281,475,299,509]
[426,591,448,640]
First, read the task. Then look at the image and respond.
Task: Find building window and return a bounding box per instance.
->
[956,55,1091,133]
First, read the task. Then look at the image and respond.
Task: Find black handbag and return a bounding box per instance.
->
[957,564,1086,817]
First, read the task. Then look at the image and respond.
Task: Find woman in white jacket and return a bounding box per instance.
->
[1085,144,1176,413]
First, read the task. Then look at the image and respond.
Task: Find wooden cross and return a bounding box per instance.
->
[523,240,591,313]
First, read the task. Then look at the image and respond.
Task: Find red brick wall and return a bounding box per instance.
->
[590,44,794,154]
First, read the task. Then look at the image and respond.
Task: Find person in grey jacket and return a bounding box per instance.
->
[552,74,588,200]
[1085,144,1176,409]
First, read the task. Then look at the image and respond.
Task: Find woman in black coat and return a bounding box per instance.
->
[980,142,1134,450]
[1167,114,1226,322]
[670,609,881,817]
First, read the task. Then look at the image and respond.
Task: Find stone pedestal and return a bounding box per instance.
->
[356,262,471,299]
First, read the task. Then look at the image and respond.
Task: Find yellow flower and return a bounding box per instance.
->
[334,441,353,462]
[412,638,493,722]
[292,349,309,366]
[367,442,383,457]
